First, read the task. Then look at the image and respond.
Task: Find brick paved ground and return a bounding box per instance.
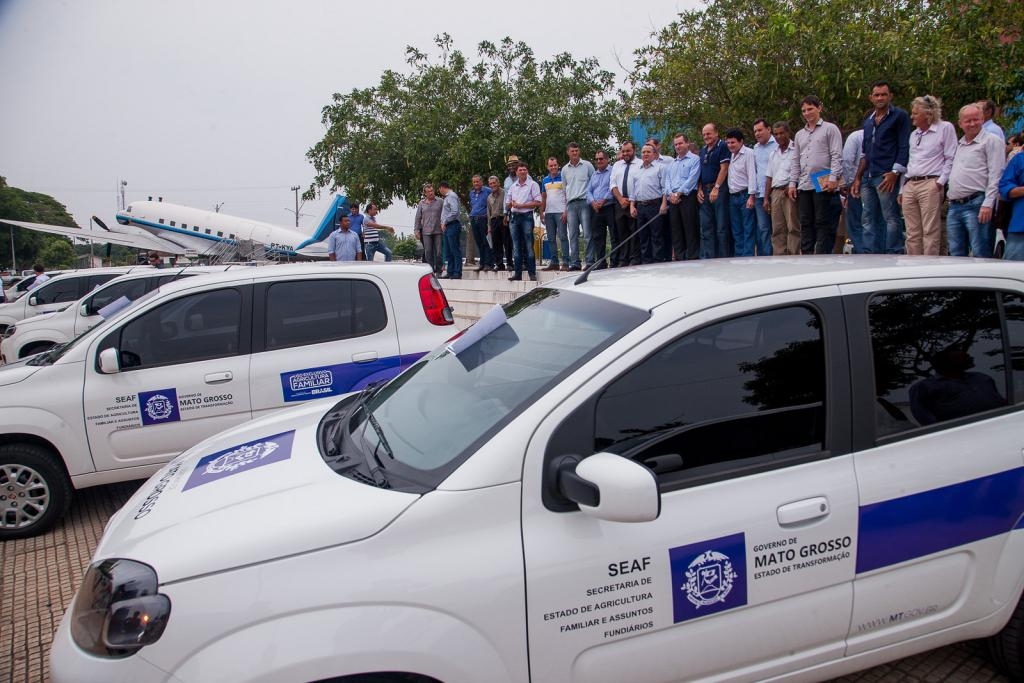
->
[0,480,1012,683]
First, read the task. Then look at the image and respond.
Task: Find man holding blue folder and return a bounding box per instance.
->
[788,95,844,254]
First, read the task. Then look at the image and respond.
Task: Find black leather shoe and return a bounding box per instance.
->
[508,275,522,281]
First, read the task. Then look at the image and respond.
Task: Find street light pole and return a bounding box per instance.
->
[290,185,301,227]
[9,225,15,273]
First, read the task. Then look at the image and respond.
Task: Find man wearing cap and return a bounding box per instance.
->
[503,155,521,192]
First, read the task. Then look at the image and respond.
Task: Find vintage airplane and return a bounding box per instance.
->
[0,195,348,260]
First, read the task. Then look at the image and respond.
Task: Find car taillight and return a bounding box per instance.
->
[418,273,454,326]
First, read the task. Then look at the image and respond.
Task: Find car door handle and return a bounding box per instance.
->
[204,371,233,384]
[777,497,830,526]
[351,351,378,364]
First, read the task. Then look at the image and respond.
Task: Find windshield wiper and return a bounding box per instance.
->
[366,410,394,462]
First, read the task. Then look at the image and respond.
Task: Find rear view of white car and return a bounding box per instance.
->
[0,262,453,538]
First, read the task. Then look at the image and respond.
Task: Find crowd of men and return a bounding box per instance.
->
[330,82,1024,276]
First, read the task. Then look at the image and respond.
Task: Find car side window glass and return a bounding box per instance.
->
[264,279,386,351]
[86,274,118,291]
[115,288,242,369]
[869,290,1007,438]
[594,305,827,479]
[88,279,152,313]
[1000,292,1024,404]
[31,279,79,304]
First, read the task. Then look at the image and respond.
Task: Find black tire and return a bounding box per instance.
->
[0,443,73,540]
[988,592,1024,681]
[18,341,56,360]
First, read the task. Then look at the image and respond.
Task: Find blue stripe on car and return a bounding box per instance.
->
[856,467,1024,574]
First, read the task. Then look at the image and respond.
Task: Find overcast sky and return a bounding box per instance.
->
[0,0,695,235]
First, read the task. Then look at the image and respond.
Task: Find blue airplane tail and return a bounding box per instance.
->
[298,195,348,249]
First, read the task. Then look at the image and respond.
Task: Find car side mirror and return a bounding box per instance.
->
[98,347,121,374]
[28,296,38,306]
[80,303,91,316]
[556,452,661,523]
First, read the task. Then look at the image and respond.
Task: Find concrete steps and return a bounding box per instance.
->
[439,265,572,328]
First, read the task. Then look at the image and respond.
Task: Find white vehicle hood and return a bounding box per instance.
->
[96,399,420,583]
[14,310,59,326]
[0,357,43,386]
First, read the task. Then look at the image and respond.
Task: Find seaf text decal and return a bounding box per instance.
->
[669,532,747,623]
[182,430,295,491]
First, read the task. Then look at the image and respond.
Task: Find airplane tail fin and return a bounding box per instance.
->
[306,194,348,244]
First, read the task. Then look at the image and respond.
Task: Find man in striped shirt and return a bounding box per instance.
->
[362,204,395,261]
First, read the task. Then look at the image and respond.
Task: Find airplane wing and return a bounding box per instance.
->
[0,219,188,254]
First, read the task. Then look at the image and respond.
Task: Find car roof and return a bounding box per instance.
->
[546,256,1024,310]
[39,266,149,284]
[150,261,433,297]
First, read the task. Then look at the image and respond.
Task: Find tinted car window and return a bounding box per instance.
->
[869,290,1007,437]
[31,278,80,305]
[265,279,386,351]
[86,274,119,292]
[113,288,242,369]
[595,305,827,478]
[87,278,156,314]
[1000,293,1024,404]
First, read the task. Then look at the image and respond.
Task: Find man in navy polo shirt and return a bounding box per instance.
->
[697,123,732,258]
[851,81,910,254]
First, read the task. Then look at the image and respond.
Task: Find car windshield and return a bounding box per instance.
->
[26,288,162,366]
[345,287,648,484]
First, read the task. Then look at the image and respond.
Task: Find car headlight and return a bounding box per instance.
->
[69,559,171,658]
[3,325,14,338]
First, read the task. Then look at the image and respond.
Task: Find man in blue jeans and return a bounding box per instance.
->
[504,163,541,281]
[362,204,395,261]
[697,123,732,258]
[948,104,1006,257]
[437,181,463,279]
[725,128,757,256]
[467,175,493,270]
[851,81,910,254]
[1001,146,1024,260]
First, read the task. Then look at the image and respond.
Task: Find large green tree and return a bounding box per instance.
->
[630,0,1023,136]
[0,175,79,270]
[306,34,628,207]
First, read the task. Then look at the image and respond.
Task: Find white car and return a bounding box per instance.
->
[0,265,250,362]
[0,266,147,335]
[0,262,454,538]
[49,256,1024,683]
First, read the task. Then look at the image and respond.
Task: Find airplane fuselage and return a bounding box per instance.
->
[116,201,316,257]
